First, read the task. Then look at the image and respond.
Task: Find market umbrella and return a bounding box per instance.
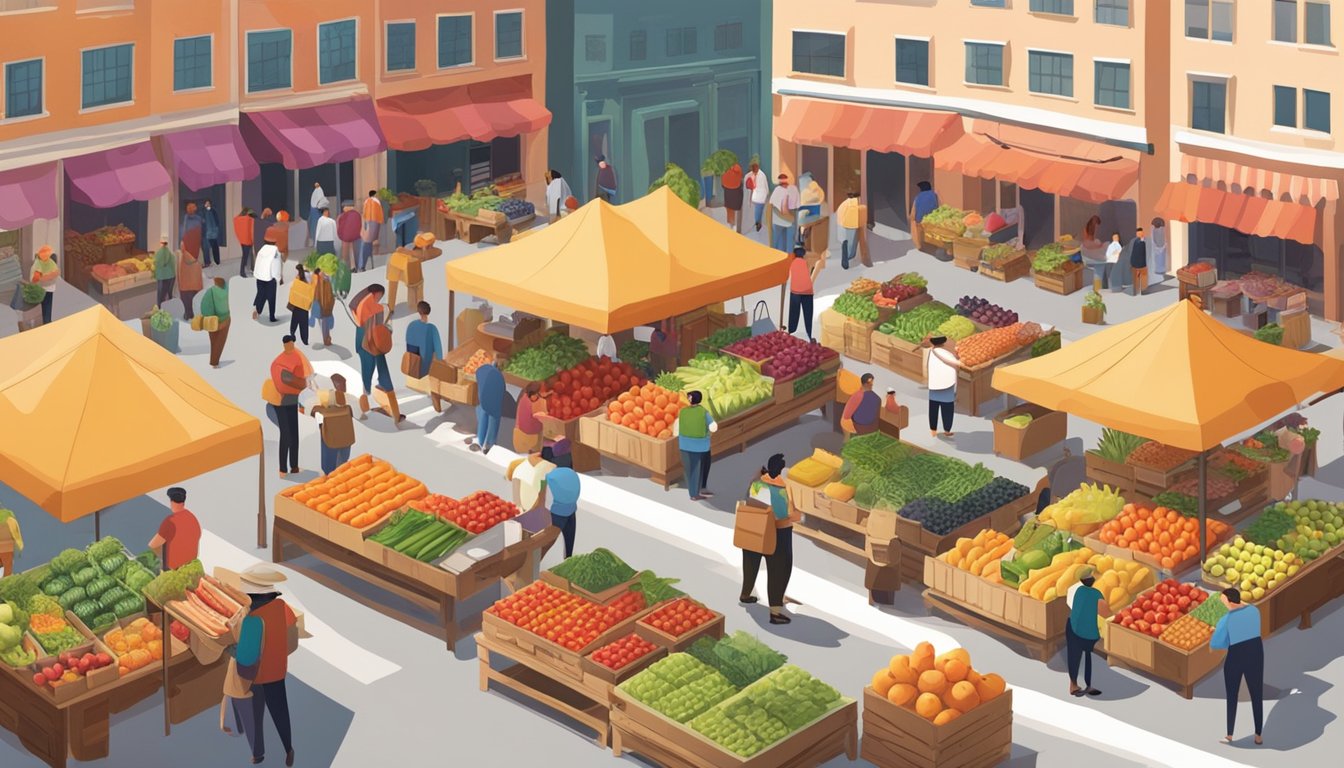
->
[993,300,1344,557]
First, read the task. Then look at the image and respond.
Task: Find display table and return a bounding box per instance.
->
[862,686,1012,768]
[1203,546,1344,636]
[87,275,156,320]
[1102,622,1223,699]
[980,250,1031,283]
[923,559,1068,662]
[958,346,1031,417]
[1032,261,1085,295]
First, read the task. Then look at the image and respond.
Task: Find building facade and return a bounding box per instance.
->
[547,0,772,204]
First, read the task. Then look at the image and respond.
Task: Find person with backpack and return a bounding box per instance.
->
[309,267,335,348]
[673,390,717,501]
[311,374,356,474]
[350,284,397,421]
[269,336,309,477]
[232,565,302,767]
[200,276,231,368]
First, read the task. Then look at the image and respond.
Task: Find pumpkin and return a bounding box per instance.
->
[948,680,981,713]
[915,692,942,720]
[975,672,1007,702]
[887,683,918,707]
[917,669,948,696]
[872,669,896,697]
[933,709,962,726]
[888,655,918,685]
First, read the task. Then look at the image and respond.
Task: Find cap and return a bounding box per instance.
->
[166,487,187,503]
[1076,566,1096,581]
[37,245,54,257]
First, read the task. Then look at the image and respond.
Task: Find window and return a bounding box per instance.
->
[1095,0,1130,25]
[666,27,697,57]
[1191,79,1227,133]
[971,0,1006,6]
[629,30,646,61]
[386,22,416,71]
[495,11,523,59]
[1274,0,1298,42]
[585,35,607,62]
[318,20,356,84]
[792,31,845,77]
[172,35,211,91]
[1029,51,1073,96]
[965,42,1004,86]
[247,29,291,92]
[1030,0,1075,14]
[715,22,742,51]
[1186,0,1234,41]
[895,38,929,86]
[1094,60,1131,108]
[1307,2,1332,45]
[1274,85,1297,126]
[81,43,133,109]
[437,14,472,68]
[1305,88,1331,132]
[4,59,42,118]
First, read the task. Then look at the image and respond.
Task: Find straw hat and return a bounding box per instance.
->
[410,231,442,260]
[238,564,288,593]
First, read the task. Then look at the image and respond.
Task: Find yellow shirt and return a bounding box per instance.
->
[837,199,861,229]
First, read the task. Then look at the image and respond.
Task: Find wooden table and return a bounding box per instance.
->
[272,516,558,651]
[87,276,155,320]
[477,631,615,747]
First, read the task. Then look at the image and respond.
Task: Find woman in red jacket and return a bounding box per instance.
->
[234,208,255,278]
[233,565,300,766]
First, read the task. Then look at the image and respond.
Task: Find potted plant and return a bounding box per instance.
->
[1082,291,1106,324]
[699,149,738,207]
[141,305,179,353]
[649,163,702,208]
[14,282,45,329]
[413,179,439,198]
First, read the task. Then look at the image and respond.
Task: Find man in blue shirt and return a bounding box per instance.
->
[1065,567,1110,697]
[545,466,581,558]
[911,180,939,225]
[1211,588,1264,745]
[469,362,506,454]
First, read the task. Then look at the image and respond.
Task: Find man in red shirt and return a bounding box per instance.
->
[336,200,362,271]
[148,487,202,570]
[787,246,823,341]
[233,208,255,278]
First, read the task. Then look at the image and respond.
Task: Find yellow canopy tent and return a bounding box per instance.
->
[443,186,792,343]
[0,306,267,546]
[993,299,1344,557]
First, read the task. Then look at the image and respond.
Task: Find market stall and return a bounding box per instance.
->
[1028,239,1085,295]
[437,183,537,244]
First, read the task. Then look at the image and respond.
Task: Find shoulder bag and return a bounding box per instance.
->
[401,343,422,377]
[734,498,776,556]
[362,313,393,356]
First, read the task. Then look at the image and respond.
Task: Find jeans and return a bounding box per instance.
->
[1224,639,1265,736]
[551,512,577,558]
[204,237,221,266]
[354,326,393,394]
[254,279,277,320]
[360,221,381,270]
[741,527,794,608]
[239,244,253,277]
[929,396,955,432]
[157,278,175,306]
[840,226,858,265]
[679,449,711,497]
[308,213,320,244]
[290,308,310,345]
[246,679,293,761]
[276,404,300,472]
[754,202,766,228]
[1065,624,1098,687]
[598,186,617,204]
[341,240,358,269]
[787,293,814,339]
[476,407,501,448]
[771,223,793,253]
[320,443,351,475]
[40,291,53,324]
[315,240,336,257]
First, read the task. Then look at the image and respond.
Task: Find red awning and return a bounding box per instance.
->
[241,98,385,170]
[0,162,58,230]
[376,76,551,152]
[776,98,961,157]
[64,142,171,209]
[1154,182,1318,245]
[935,126,1139,204]
[161,125,258,191]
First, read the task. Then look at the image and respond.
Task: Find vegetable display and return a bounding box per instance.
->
[368,510,471,562]
[439,491,519,534]
[878,302,955,344]
[286,455,428,529]
[871,643,1005,726]
[980,243,1020,264]
[1149,492,1198,518]
[140,559,205,605]
[955,296,1019,328]
[685,632,788,689]
[955,322,1043,367]
[31,650,113,692]
[638,598,716,638]
[606,383,686,439]
[549,548,638,593]
[934,315,976,341]
[105,617,163,675]
[545,357,646,421]
[631,571,684,605]
[1031,242,1074,273]
[832,291,879,323]
[621,653,738,722]
[486,581,646,651]
[617,339,650,369]
[1093,428,1147,463]
[505,333,591,381]
[1031,330,1062,357]
[1113,580,1210,639]
[1084,290,1107,316]
[874,274,928,307]
[589,633,659,671]
[1096,504,1231,570]
[921,206,969,234]
[670,354,773,421]
[702,327,752,352]
[792,369,825,396]
[846,277,881,296]
[690,666,843,757]
[725,331,834,381]
[1233,433,1290,464]
[1125,441,1198,472]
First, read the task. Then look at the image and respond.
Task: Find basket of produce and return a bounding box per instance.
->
[666,352,774,423]
[845,277,881,297]
[635,597,725,652]
[1177,262,1216,288]
[1091,504,1231,573]
[543,548,642,604]
[919,206,969,242]
[367,508,473,563]
[873,274,931,315]
[955,322,1042,369]
[542,357,647,422]
[582,632,668,686]
[504,332,590,382]
[484,580,649,655]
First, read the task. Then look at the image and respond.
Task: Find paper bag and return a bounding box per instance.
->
[734,500,775,556]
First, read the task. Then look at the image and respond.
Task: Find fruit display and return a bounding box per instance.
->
[1113,580,1210,638]
[545,357,646,421]
[1031,330,1062,357]
[725,331,833,377]
[287,455,428,529]
[702,326,752,352]
[368,509,471,562]
[496,198,536,221]
[1096,504,1231,570]
[441,185,510,218]
[874,274,928,307]
[589,633,659,671]
[685,632,788,688]
[955,296,1019,328]
[620,653,738,722]
[441,491,519,534]
[690,665,844,757]
[410,493,459,519]
[1168,474,1236,501]
[639,597,717,638]
[487,581,646,651]
[94,224,135,245]
[870,642,1006,726]
[1093,428,1147,463]
[1031,241,1075,273]
[607,383,686,438]
[832,291,879,323]
[1202,536,1299,603]
[549,548,638,593]
[29,611,86,655]
[956,322,1043,367]
[940,529,1015,579]
[1233,432,1290,464]
[1160,613,1215,650]
[1038,483,1127,536]
[878,302,955,344]
[1018,548,1153,605]
[105,617,163,675]
[32,650,114,691]
[846,277,881,296]
[460,349,493,376]
[505,333,590,381]
[0,601,34,668]
[921,206,969,234]
[168,578,242,639]
[1125,441,1198,472]
[934,315,977,341]
[1002,413,1033,429]
[671,353,773,421]
[1264,499,1344,561]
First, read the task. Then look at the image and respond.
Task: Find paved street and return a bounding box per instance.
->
[2,216,1342,767]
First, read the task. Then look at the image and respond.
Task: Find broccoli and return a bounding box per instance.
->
[86,536,125,564]
[50,548,89,575]
[26,594,62,618]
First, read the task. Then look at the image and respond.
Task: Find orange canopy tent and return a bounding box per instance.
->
[443,186,792,341]
[0,306,267,545]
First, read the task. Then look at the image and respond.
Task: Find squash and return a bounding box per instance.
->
[824,482,855,502]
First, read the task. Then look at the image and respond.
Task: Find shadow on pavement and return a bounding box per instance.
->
[742,606,849,648]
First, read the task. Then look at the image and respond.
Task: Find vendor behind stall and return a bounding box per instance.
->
[514,383,547,454]
[841,373,881,437]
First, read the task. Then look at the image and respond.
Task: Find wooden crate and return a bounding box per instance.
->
[979,252,1030,283]
[861,687,1012,768]
[578,409,679,485]
[956,347,1028,417]
[273,491,331,541]
[1102,621,1224,699]
[480,609,640,690]
[923,558,1067,661]
[1032,264,1085,295]
[1127,457,1198,491]
[580,643,669,691]
[871,331,926,383]
[538,570,642,605]
[1082,530,1224,581]
[633,600,726,652]
[951,237,986,270]
[1084,451,1136,494]
[844,319,878,363]
[1202,546,1344,636]
[992,403,1067,461]
[895,491,1034,560]
[785,476,836,517]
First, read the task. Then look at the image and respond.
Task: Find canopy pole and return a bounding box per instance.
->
[778,283,786,331]
[1198,450,1209,564]
[161,592,171,736]
[257,452,267,549]
[94,510,101,541]
[448,290,456,349]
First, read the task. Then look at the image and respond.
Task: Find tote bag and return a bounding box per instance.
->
[734,499,776,556]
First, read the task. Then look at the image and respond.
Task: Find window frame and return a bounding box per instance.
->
[629,29,647,61]
[245,28,293,94]
[971,0,1007,6]
[791,29,847,78]
[1304,88,1331,133]
[1027,48,1075,98]
[1273,0,1298,43]
[1189,75,1230,134]
[714,21,743,52]
[1305,1,1333,45]
[1093,58,1132,110]
[435,12,475,70]
[666,26,698,57]
[585,34,607,63]
[79,42,135,112]
[1273,84,1298,128]
[964,40,1006,87]
[1030,0,1076,16]
[1185,0,1236,42]
[3,57,45,121]
[384,20,416,73]
[894,35,931,87]
[1094,0,1130,26]
[316,18,358,86]
[171,34,213,93]
[493,9,525,61]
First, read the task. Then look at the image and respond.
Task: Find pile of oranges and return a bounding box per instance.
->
[607,384,686,439]
[1096,504,1230,570]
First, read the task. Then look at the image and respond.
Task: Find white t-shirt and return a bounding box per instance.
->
[927,347,959,390]
[747,170,770,204]
[314,216,337,242]
[513,458,556,511]
[1105,241,1122,264]
[769,185,797,215]
[310,187,328,212]
[546,178,573,216]
[254,244,281,281]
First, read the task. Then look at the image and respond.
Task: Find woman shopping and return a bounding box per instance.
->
[286,265,313,346]
[926,336,963,438]
[309,267,335,348]
[739,454,800,626]
[350,284,397,421]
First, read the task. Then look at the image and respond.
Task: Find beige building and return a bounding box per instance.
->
[1161,0,1342,318]
[771,0,1170,251]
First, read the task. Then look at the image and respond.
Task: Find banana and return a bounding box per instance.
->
[4,515,20,553]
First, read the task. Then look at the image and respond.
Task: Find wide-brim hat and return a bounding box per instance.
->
[410,232,442,260]
[239,564,288,593]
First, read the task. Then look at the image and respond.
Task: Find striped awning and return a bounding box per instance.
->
[1180,155,1339,204]
[776,98,962,158]
[1155,182,1318,245]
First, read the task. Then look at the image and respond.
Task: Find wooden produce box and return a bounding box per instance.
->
[923,558,1068,658]
[844,318,879,363]
[819,309,846,356]
[1032,262,1085,295]
[1202,546,1344,637]
[956,347,1028,417]
[951,236,987,270]
[871,331,926,383]
[785,475,836,518]
[480,609,640,690]
[580,643,669,691]
[633,600,726,653]
[1178,265,1217,288]
[992,403,1067,461]
[861,686,1012,768]
[273,490,332,541]
[1085,451,1136,494]
[895,491,1033,561]
[539,570,643,605]
[578,408,679,485]
[1102,621,1224,699]
[979,251,1030,283]
[1081,533,1214,581]
[1126,457,1198,495]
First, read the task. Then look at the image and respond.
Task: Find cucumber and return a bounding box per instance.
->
[384,518,433,548]
[396,522,446,554]
[415,529,457,561]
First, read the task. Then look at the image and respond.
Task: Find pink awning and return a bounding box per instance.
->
[242,98,386,170]
[162,124,259,191]
[376,76,551,152]
[0,162,59,229]
[64,142,171,209]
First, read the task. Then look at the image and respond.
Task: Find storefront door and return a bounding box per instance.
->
[244,163,294,220]
[587,118,612,201]
[799,145,828,192]
[298,162,352,222]
[716,81,752,168]
[833,148,861,207]
[1021,188,1055,248]
[1190,222,1326,315]
[866,151,907,230]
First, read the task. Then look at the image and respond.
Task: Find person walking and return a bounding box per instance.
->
[841,372,882,437]
[360,190,384,271]
[746,159,769,233]
[595,155,618,203]
[740,454,799,625]
[153,234,176,307]
[286,265,313,346]
[337,201,361,271]
[257,208,276,247]
[311,373,356,475]
[769,174,798,253]
[232,564,300,767]
[673,390,717,501]
[787,246,822,340]
[351,284,395,421]
[721,162,744,233]
[836,190,862,269]
[546,464,581,558]
[926,336,962,437]
[1130,226,1149,296]
[508,449,557,533]
[29,244,59,325]
[181,202,204,243]
[270,335,309,477]
[313,207,337,257]
[309,267,335,348]
[469,360,505,454]
[178,228,204,322]
[269,211,291,284]
[513,383,547,453]
[147,487,202,570]
[201,200,223,267]
[404,301,443,379]
[200,276,231,368]
[308,182,328,247]
[252,234,281,322]
[234,207,256,278]
[545,170,574,222]
[1212,588,1264,745]
[1065,566,1111,697]
[1149,218,1168,283]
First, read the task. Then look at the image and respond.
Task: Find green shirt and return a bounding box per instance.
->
[153,246,176,280]
[200,285,229,321]
[32,257,58,292]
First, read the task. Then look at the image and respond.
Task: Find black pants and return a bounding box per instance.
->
[929,397,955,432]
[741,527,794,608]
[40,291,53,324]
[204,237,221,266]
[157,278,175,306]
[239,244,253,277]
[276,404,300,472]
[254,279,277,320]
[1065,624,1098,687]
[551,512,576,558]
[787,292,814,338]
[1224,638,1265,736]
[289,308,310,345]
[246,679,293,760]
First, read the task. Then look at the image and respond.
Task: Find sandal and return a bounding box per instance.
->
[1085,688,1102,696]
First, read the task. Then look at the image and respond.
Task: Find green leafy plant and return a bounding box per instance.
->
[831,292,878,323]
[618,339,650,368]
[1084,290,1107,315]
[981,243,1019,264]
[649,163,701,207]
[1254,323,1284,345]
[654,371,685,391]
[700,149,739,178]
[20,283,45,306]
[148,307,173,333]
[897,272,928,288]
[703,327,751,351]
[1094,428,1147,463]
[1032,243,1072,273]
[376,188,396,204]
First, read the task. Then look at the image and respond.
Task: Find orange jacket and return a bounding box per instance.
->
[362,196,385,224]
[233,214,255,246]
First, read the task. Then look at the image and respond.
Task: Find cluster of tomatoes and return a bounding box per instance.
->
[588,633,659,671]
[638,598,716,638]
[441,491,519,534]
[413,493,460,519]
[1113,579,1208,638]
[488,583,647,651]
[545,358,646,421]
